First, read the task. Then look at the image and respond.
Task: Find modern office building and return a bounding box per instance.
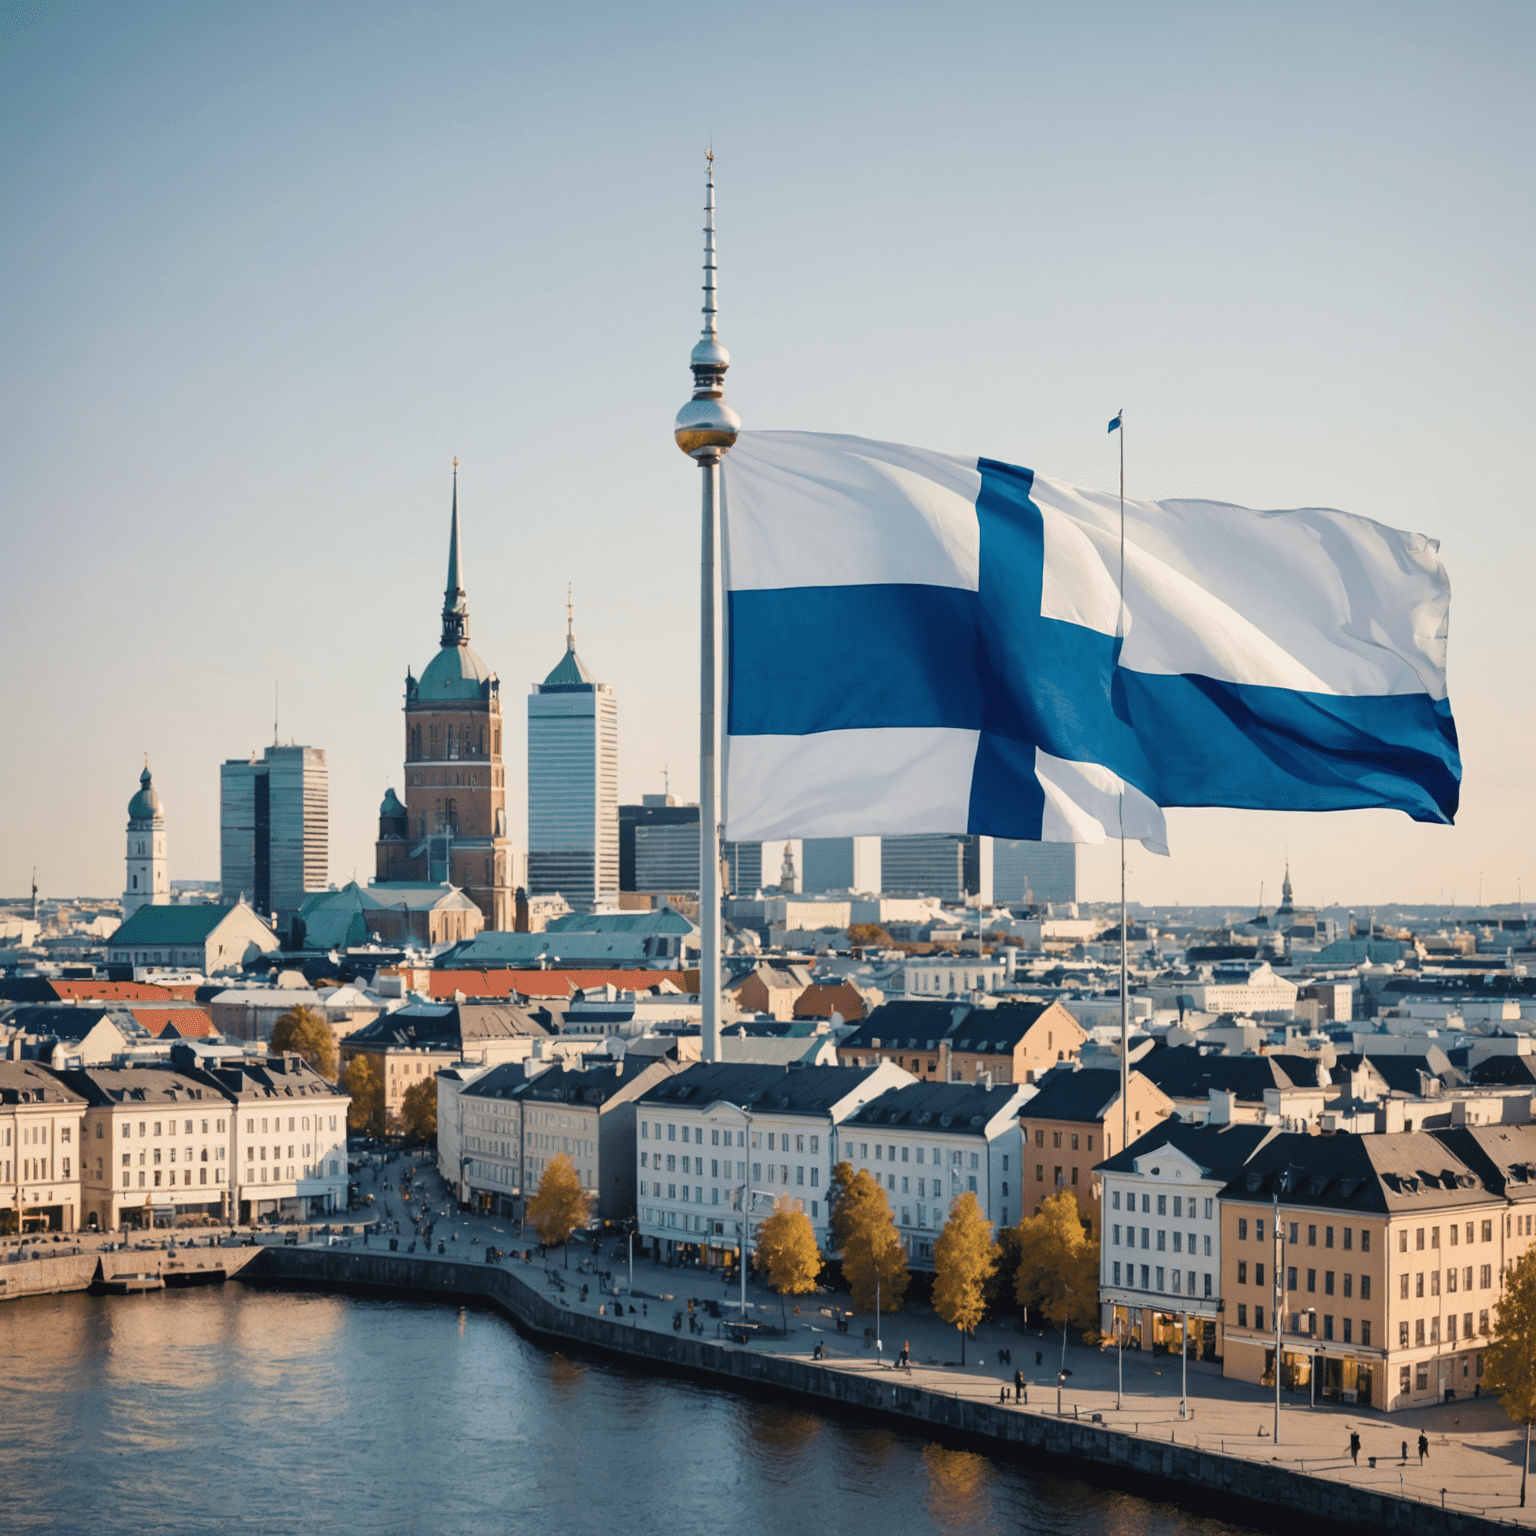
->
[723,840,762,896]
[123,763,170,920]
[619,796,698,892]
[220,744,328,924]
[527,605,618,910]
[800,836,881,894]
[880,834,991,903]
[374,468,515,930]
[992,840,1077,905]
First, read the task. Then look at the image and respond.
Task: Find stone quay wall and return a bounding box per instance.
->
[244,1246,1501,1536]
[0,1244,263,1301]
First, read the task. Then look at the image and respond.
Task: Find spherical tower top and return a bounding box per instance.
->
[675,151,741,459]
[127,763,163,823]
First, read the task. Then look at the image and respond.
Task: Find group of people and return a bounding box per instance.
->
[1348,1430,1431,1466]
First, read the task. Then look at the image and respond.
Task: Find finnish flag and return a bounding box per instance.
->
[721,431,1459,852]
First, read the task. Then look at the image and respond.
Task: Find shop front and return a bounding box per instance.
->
[1113,1303,1218,1362]
[1279,1348,1375,1407]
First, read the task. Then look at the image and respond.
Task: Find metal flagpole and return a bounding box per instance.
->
[1113,409,1128,1160]
[675,152,739,1064]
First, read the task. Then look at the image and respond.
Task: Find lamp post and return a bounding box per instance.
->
[1117,1306,1124,1411]
[1180,1306,1189,1420]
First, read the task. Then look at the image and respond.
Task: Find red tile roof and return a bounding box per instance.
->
[124,1007,217,1039]
[48,979,179,1002]
[422,968,700,1000]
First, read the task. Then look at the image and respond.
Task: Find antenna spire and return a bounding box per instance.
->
[441,459,469,647]
[566,582,574,652]
[674,151,740,458]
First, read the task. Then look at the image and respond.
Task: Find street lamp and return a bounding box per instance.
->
[1180,1306,1189,1420]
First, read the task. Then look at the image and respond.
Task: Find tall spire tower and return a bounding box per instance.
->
[675,151,740,1065]
[442,457,469,648]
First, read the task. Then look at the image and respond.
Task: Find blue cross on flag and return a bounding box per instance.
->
[720,431,1459,852]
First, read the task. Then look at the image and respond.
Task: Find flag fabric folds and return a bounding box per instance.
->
[720,430,1459,852]
[1107,413,1122,434]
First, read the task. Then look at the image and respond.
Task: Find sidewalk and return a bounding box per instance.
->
[330,1162,1536,1529]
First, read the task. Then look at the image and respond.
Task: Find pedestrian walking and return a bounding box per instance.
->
[1418,1432,1429,1465]
[1349,1431,1360,1466]
[1401,1440,1408,1463]
[1014,1369,1025,1403]
[1036,1350,1043,1367]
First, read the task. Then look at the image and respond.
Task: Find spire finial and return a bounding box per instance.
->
[441,461,469,648]
[566,583,574,652]
[674,150,741,458]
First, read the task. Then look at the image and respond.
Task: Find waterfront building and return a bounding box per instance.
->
[992,840,1077,905]
[220,744,329,928]
[0,1060,86,1233]
[528,605,618,911]
[1018,1067,1175,1235]
[378,468,516,931]
[122,763,170,920]
[62,1061,232,1229]
[503,1056,683,1224]
[1216,1124,1536,1413]
[106,902,280,975]
[633,1060,912,1266]
[1097,1120,1274,1363]
[341,1001,549,1116]
[838,999,1088,1086]
[838,1080,1028,1262]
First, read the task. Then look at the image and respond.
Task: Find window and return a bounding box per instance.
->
[1324,1271,1334,1296]
[1361,1320,1371,1347]
[1238,1218,1248,1241]
[1237,1304,1248,1328]
[1415,1227,1425,1251]
[1415,1319,1425,1346]
[1483,1220,1494,1243]
[1343,1227,1353,1250]
[1399,1322,1410,1348]
[1323,1315,1334,1341]
[1113,1190,1121,1210]
[1307,1268,1316,1293]
[1481,1264,1493,1289]
[1400,1273,1410,1300]
[1400,1365,1411,1397]
[1361,1229,1371,1253]
[1360,1275,1371,1301]
[1287,1266,1297,1290]
[1307,1224,1317,1246]
[1238,1261,1247,1284]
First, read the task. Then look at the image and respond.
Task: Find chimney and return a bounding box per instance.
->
[1376,1098,1406,1134]
[1208,1088,1236,1125]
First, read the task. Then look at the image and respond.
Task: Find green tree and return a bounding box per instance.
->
[756,1196,823,1329]
[833,1165,909,1314]
[1014,1191,1099,1333]
[933,1192,998,1364]
[526,1153,590,1262]
[269,1006,337,1079]
[341,1053,385,1138]
[399,1077,437,1144]
[1486,1247,1536,1506]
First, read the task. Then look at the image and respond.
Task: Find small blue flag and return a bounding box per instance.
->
[1107,413,1122,434]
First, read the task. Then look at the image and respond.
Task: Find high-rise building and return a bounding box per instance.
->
[374,467,515,930]
[801,836,882,894]
[221,744,328,921]
[723,840,762,896]
[880,834,991,903]
[527,602,618,910]
[992,841,1077,905]
[123,763,169,919]
[620,797,697,892]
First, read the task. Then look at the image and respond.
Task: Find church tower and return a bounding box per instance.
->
[376,466,514,929]
[124,762,169,918]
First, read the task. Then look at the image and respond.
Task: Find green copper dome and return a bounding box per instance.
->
[419,643,495,701]
[127,765,163,821]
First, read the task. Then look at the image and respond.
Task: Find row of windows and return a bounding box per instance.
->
[1032,1129,1094,1152]
[1399,1313,1489,1347]
[1401,1221,1496,1250]
[10,1125,65,1146]
[1111,1262,1213,1297]
[869,1171,980,1198]
[243,1116,336,1134]
[124,1168,224,1187]
[122,1147,225,1165]
[1274,1265,1374,1298]
[1112,1226,1212,1257]
[1113,1191,1211,1218]
[1399,1266,1493,1296]
[120,1119,225,1139]
[1038,1165,1080,1188]
[861,1143,979,1168]
[11,1157,66,1180]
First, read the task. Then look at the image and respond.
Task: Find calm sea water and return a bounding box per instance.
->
[0,1285,1253,1536]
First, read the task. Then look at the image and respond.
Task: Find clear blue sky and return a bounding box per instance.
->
[3,1,1531,909]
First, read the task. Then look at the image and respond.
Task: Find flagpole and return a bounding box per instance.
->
[675,152,740,1065]
[1116,409,1128,1162]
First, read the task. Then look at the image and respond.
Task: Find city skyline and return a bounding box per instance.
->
[2,2,1530,906]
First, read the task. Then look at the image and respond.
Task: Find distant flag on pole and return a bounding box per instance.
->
[719,431,1459,853]
[1107,413,1122,433]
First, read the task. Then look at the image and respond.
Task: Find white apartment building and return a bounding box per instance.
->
[903,958,1005,998]
[834,1079,1027,1266]
[633,1060,912,1265]
[1097,1121,1275,1358]
[0,1060,86,1233]
[1184,962,1299,1017]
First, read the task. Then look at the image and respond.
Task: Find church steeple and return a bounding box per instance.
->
[441,459,469,648]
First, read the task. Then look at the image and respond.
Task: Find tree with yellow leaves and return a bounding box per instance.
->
[341,1053,385,1138]
[755,1197,823,1329]
[526,1153,590,1263]
[1013,1190,1100,1333]
[933,1192,998,1365]
[270,1006,337,1080]
[830,1162,908,1315]
[1486,1246,1536,1506]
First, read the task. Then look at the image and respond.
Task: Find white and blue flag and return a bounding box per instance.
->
[720,431,1459,852]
